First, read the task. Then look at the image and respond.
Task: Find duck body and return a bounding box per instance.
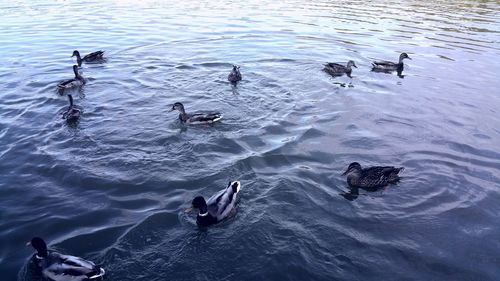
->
[228,65,242,82]
[188,181,241,227]
[170,102,222,124]
[28,237,105,281]
[342,162,404,189]
[72,50,105,66]
[324,60,357,77]
[371,52,411,72]
[62,95,82,121]
[58,65,85,90]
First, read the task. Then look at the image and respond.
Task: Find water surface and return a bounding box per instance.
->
[1,0,499,280]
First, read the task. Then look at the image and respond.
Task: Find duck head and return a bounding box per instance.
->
[342,162,362,176]
[27,237,48,258]
[399,53,411,62]
[232,65,240,71]
[71,50,80,58]
[170,102,185,113]
[186,196,208,216]
[346,60,357,68]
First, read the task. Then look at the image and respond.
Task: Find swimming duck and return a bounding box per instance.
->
[62,94,82,121]
[323,60,357,77]
[228,65,242,82]
[371,52,411,72]
[72,50,105,66]
[342,162,404,189]
[57,65,85,90]
[170,102,222,124]
[186,181,241,227]
[27,237,105,281]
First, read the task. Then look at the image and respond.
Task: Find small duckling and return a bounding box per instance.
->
[170,102,222,124]
[57,65,85,90]
[323,60,357,77]
[72,50,105,66]
[186,181,241,227]
[62,94,82,121]
[342,162,404,189]
[371,52,411,72]
[228,65,242,82]
[27,237,105,281]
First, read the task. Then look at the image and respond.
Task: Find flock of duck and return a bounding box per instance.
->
[28,50,409,281]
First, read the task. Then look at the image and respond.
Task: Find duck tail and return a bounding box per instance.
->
[396,167,405,174]
[88,267,105,279]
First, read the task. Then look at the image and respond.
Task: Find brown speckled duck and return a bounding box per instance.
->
[371,52,411,72]
[72,50,105,66]
[324,60,357,77]
[57,65,85,91]
[170,102,222,124]
[228,65,242,82]
[62,94,82,121]
[342,162,404,189]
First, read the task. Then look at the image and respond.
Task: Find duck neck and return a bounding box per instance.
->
[75,53,82,66]
[198,204,208,216]
[346,171,361,186]
[177,108,188,121]
[68,95,74,107]
[73,67,82,80]
[196,206,217,226]
[36,247,48,258]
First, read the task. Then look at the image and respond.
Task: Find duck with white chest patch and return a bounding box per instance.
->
[186,181,241,227]
[27,237,105,281]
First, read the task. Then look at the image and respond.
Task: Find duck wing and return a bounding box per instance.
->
[186,112,222,124]
[228,71,242,82]
[372,60,395,67]
[206,181,241,221]
[324,63,347,77]
[43,252,104,281]
[371,60,400,72]
[325,62,345,69]
[82,51,104,61]
[63,106,82,120]
[360,166,403,188]
[58,79,80,89]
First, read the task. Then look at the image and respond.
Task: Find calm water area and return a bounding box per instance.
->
[1,0,499,280]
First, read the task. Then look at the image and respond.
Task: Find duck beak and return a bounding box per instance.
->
[407,56,412,60]
[185,207,193,213]
[26,241,31,246]
[353,65,358,68]
[341,169,349,176]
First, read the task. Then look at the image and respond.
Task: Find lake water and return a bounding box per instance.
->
[1,0,499,280]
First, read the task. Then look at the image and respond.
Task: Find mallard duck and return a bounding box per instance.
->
[170,102,222,124]
[342,162,404,189]
[57,65,85,90]
[72,50,105,66]
[228,65,242,82]
[323,60,357,77]
[27,237,105,281]
[186,181,241,227]
[371,52,411,72]
[62,94,82,121]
